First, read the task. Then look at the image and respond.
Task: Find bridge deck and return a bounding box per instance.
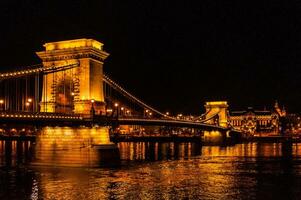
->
[0,112,229,130]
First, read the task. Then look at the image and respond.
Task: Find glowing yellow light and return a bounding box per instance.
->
[27,98,32,103]
[26,102,30,106]
[91,99,95,103]
[0,100,4,104]
[44,38,104,51]
[114,103,119,107]
[205,101,228,106]
[121,107,124,111]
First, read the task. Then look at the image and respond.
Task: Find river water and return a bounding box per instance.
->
[0,130,301,199]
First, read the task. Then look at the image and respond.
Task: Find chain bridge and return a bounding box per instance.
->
[0,38,241,143]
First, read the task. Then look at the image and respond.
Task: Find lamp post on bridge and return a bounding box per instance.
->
[71,92,75,112]
[90,99,95,119]
[27,98,33,112]
[144,109,149,118]
[114,103,119,119]
[25,102,30,112]
[106,108,113,117]
[177,114,183,120]
[0,99,4,111]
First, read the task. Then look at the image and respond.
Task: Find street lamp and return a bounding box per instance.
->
[144,109,149,117]
[106,108,113,117]
[90,99,95,117]
[27,98,33,111]
[114,103,119,118]
[177,114,183,120]
[70,92,75,111]
[0,99,4,111]
[26,102,30,112]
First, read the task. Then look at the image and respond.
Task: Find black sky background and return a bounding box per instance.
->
[0,0,300,114]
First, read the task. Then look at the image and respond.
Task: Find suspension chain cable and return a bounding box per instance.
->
[103,74,174,120]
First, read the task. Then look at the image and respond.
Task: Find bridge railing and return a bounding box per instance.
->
[0,111,85,120]
[116,116,205,123]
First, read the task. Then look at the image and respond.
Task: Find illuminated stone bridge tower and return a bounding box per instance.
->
[36,38,109,114]
[203,101,230,144]
[204,101,229,128]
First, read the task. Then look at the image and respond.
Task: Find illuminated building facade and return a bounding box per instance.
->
[36,38,109,114]
[229,102,286,136]
[281,114,301,135]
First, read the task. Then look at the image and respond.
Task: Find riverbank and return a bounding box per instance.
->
[246,135,301,143]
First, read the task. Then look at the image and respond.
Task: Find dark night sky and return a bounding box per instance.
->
[0,0,300,114]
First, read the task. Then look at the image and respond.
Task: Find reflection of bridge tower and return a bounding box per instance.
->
[204,101,229,128]
[36,39,109,114]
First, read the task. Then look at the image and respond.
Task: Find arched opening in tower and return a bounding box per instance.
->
[55,78,74,113]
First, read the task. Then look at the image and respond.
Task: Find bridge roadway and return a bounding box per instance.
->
[114,117,228,131]
[0,112,228,131]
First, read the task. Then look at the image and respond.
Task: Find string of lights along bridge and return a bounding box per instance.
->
[0,38,238,137]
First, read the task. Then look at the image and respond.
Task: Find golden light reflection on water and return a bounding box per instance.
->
[118,142,201,161]
[0,140,32,166]
[34,141,300,200]
[201,142,291,157]
[33,126,113,167]
[2,142,301,199]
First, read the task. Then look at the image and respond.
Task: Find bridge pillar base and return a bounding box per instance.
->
[203,130,224,145]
